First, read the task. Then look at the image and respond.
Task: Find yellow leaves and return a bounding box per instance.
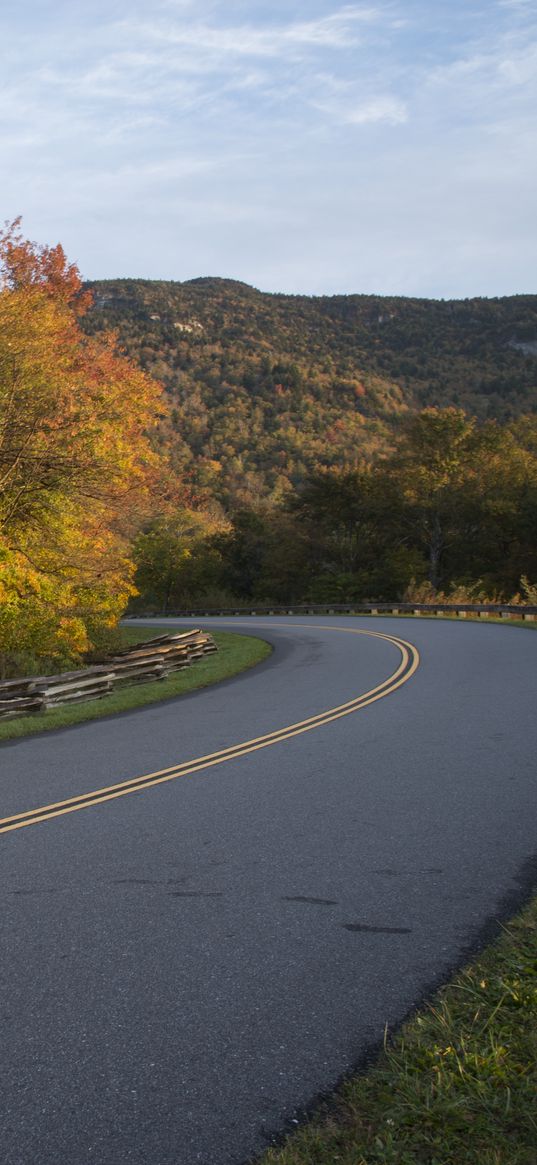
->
[0,224,168,672]
[57,617,90,656]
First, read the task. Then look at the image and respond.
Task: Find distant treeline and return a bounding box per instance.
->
[130,408,537,611]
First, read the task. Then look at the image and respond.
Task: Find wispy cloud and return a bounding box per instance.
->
[149,7,378,52]
[331,95,407,125]
[0,3,393,131]
[420,12,537,139]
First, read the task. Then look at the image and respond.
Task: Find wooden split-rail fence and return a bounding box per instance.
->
[0,630,217,720]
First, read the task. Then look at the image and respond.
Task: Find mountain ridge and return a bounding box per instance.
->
[83,278,537,506]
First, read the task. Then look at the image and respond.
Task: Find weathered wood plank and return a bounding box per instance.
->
[0,632,217,717]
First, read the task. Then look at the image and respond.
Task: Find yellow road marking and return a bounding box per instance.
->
[0,625,419,835]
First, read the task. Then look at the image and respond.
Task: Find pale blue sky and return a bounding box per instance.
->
[1,0,535,296]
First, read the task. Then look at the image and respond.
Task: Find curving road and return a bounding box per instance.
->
[1,616,536,1165]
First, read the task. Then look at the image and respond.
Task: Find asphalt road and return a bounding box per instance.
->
[1,616,536,1165]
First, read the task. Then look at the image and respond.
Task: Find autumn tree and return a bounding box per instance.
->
[131,509,227,614]
[0,220,167,674]
[379,409,494,588]
[382,408,537,590]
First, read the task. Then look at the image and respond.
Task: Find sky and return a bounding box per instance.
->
[1,0,536,297]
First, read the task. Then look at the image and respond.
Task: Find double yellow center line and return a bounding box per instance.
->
[0,626,419,835]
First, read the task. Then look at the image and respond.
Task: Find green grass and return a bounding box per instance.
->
[0,627,271,743]
[259,898,537,1165]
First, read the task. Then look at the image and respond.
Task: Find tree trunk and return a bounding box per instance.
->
[428,515,444,589]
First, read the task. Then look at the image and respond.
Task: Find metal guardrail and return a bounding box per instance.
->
[0,629,217,720]
[129,603,537,620]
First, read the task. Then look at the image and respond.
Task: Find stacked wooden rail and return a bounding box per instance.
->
[0,630,217,720]
[132,602,537,620]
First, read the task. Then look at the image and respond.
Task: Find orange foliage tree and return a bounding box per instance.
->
[0,220,167,673]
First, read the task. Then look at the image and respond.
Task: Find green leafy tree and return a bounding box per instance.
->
[132,511,226,612]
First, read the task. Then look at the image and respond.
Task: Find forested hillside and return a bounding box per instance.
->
[83,279,537,506]
[3,230,535,658]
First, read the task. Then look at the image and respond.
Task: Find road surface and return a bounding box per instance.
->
[1,616,536,1165]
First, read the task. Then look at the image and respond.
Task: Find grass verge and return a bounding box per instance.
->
[259,897,537,1165]
[367,613,537,630]
[0,628,271,744]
